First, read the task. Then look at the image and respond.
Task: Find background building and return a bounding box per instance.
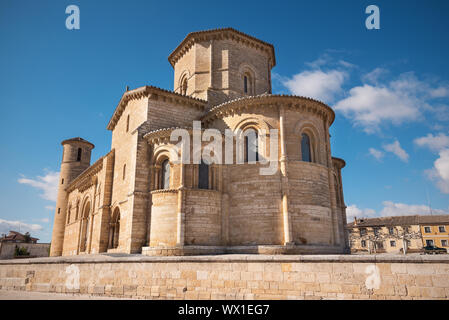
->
[419,215,449,248]
[348,215,449,254]
[0,231,50,259]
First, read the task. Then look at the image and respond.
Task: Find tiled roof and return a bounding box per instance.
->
[347,215,449,228]
[168,27,276,67]
[61,137,95,148]
[0,231,39,242]
[106,86,206,131]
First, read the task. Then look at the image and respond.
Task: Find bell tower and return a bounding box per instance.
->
[168,28,276,106]
[50,137,94,256]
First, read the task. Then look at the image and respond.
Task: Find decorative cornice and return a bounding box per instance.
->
[106,86,207,131]
[151,189,179,194]
[168,28,276,68]
[143,126,193,144]
[332,157,346,169]
[61,137,95,149]
[201,94,335,125]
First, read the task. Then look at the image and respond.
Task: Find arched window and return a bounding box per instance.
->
[109,208,120,249]
[198,160,209,189]
[243,73,253,95]
[244,129,259,163]
[181,77,188,95]
[77,148,82,161]
[161,159,170,189]
[80,201,90,252]
[301,133,312,162]
[75,201,80,220]
[244,75,249,94]
[66,205,71,225]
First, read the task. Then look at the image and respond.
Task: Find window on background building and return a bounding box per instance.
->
[77,148,82,161]
[390,240,396,247]
[161,159,170,189]
[361,240,366,247]
[426,239,434,247]
[438,226,446,233]
[301,133,312,162]
[441,240,448,247]
[374,227,380,236]
[424,226,431,233]
[360,228,367,236]
[388,227,394,235]
[376,241,384,249]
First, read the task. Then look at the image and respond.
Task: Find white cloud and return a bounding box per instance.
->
[362,67,388,85]
[426,149,449,194]
[45,205,55,211]
[282,69,347,103]
[338,60,356,69]
[334,71,448,133]
[347,202,449,221]
[368,148,384,160]
[18,170,59,202]
[334,83,421,133]
[414,133,449,194]
[383,140,409,162]
[414,133,449,152]
[430,87,449,98]
[346,204,377,221]
[379,201,448,216]
[0,219,43,236]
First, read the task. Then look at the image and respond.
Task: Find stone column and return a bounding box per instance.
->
[279,105,292,245]
[176,147,186,246]
[324,119,339,245]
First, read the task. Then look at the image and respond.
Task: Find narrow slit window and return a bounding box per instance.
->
[244,130,259,163]
[77,148,82,161]
[181,77,188,95]
[161,159,170,189]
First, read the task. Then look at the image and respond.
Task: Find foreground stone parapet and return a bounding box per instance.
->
[0,254,448,300]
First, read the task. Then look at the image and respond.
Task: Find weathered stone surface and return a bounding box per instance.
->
[0,254,447,300]
[49,28,348,258]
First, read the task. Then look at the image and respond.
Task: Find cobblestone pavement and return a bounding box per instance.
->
[0,290,132,300]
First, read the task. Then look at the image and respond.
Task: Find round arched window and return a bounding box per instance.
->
[161,159,170,189]
[301,133,312,162]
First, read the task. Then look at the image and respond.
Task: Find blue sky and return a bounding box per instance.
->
[0,0,448,242]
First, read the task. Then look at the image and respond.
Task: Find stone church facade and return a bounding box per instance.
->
[50,28,349,257]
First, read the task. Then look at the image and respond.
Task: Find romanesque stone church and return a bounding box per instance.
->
[50,28,349,257]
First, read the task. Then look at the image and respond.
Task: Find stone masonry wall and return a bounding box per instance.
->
[0,255,448,300]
